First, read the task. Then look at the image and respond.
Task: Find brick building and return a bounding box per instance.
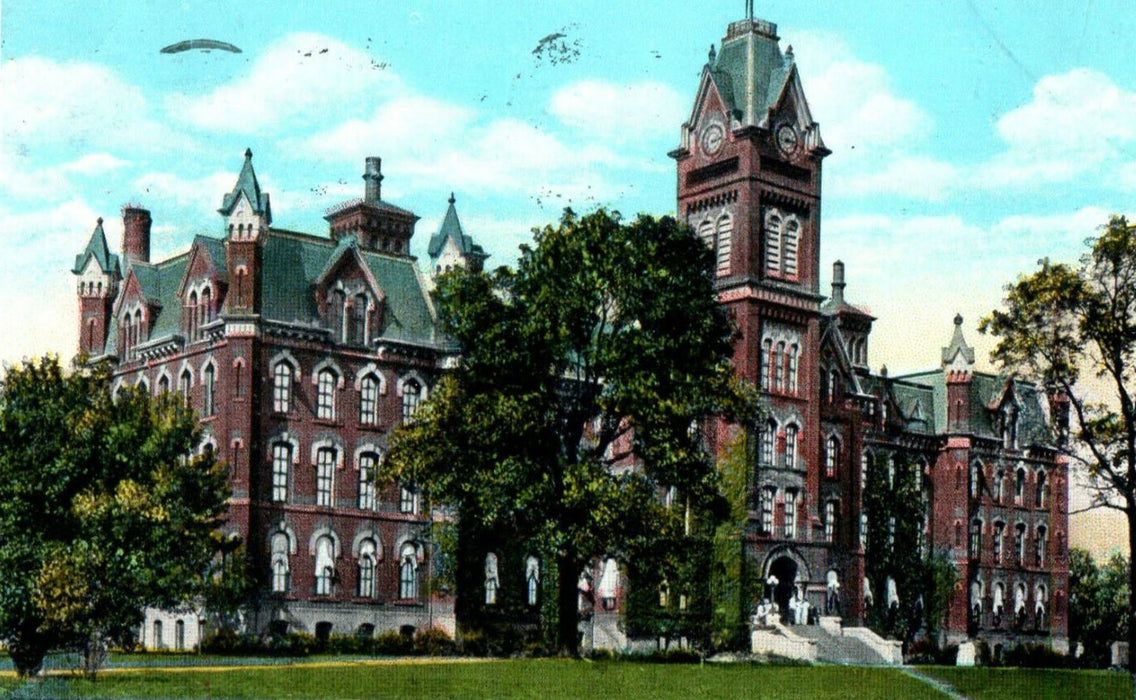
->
[671,12,1068,650]
[72,153,484,647]
[71,9,1069,653]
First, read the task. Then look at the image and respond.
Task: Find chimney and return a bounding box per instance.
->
[831,260,846,305]
[122,206,152,264]
[363,157,383,204]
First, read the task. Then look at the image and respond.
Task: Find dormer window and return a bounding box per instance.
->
[1001,404,1019,449]
[329,289,346,343]
[351,294,368,345]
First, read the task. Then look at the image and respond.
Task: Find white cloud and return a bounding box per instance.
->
[298,96,473,162]
[549,80,685,142]
[0,57,188,157]
[980,69,1136,187]
[833,155,959,201]
[166,33,401,134]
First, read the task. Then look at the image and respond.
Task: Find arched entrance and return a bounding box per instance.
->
[769,556,798,622]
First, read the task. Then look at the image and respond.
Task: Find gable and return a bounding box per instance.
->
[177,237,227,299]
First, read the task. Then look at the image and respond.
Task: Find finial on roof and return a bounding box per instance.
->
[881,364,888,378]
[449,192,456,205]
[708,44,716,63]
[244,148,252,159]
[942,313,976,368]
[97,217,103,225]
[785,45,794,63]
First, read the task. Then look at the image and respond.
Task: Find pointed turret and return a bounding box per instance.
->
[220,148,272,240]
[427,193,487,276]
[73,217,121,356]
[941,313,976,369]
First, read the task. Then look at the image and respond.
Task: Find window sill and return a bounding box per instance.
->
[391,599,423,607]
[314,419,343,428]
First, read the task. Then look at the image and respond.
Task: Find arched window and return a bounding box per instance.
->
[970,519,982,558]
[402,379,422,422]
[783,489,797,539]
[993,521,1005,563]
[359,373,380,425]
[358,452,378,510]
[760,487,775,535]
[782,219,799,277]
[358,539,377,598]
[86,319,96,351]
[993,582,1005,616]
[175,620,185,651]
[1035,583,1048,622]
[525,556,540,606]
[994,470,1005,503]
[317,369,338,421]
[134,308,143,346]
[203,364,216,417]
[1015,582,1027,616]
[484,553,499,605]
[271,442,291,502]
[761,338,773,391]
[399,543,418,599]
[158,374,170,394]
[861,450,871,490]
[187,290,198,340]
[825,437,839,479]
[153,620,163,650]
[201,287,212,324]
[763,210,782,275]
[773,341,785,391]
[1035,470,1047,508]
[859,513,868,549]
[697,218,714,253]
[886,455,895,488]
[271,532,290,593]
[316,447,335,507]
[273,362,293,414]
[1015,523,1026,566]
[1036,525,1047,567]
[824,501,836,542]
[715,214,732,276]
[761,420,776,466]
[788,344,799,392]
[400,484,418,514]
[180,369,192,406]
[1002,404,1019,449]
[784,424,798,470]
[314,535,335,596]
[828,369,839,403]
[954,521,962,547]
[1015,468,1026,504]
[351,294,368,345]
[329,289,346,342]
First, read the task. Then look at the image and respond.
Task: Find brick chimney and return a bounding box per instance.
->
[363,157,383,204]
[122,206,152,264]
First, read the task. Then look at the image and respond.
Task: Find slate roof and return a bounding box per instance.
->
[323,197,416,220]
[709,19,792,126]
[427,195,487,260]
[72,218,121,276]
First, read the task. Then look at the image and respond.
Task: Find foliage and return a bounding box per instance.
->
[980,215,1136,672]
[384,209,755,654]
[0,356,230,677]
[1068,548,1130,668]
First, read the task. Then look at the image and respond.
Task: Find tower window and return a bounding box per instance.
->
[273,362,293,414]
[784,424,797,470]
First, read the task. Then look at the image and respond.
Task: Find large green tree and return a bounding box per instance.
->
[1069,548,1130,667]
[0,356,230,676]
[980,215,1136,676]
[385,209,753,654]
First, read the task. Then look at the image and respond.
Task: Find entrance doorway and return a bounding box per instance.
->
[769,556,798,622]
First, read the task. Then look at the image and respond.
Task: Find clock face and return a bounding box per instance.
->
[775,123,800,157]
[700,122,725,156]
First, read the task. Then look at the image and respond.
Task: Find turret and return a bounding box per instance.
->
[72,217,121,356]
[219,148,272,241]
[324,156,419,255]
[943,314,976,433]
[427,193,488,277]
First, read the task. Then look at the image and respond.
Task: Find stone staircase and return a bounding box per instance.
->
[790,624,893,665]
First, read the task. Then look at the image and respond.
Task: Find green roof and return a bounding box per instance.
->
[710,19,791,126]
[260,230,437,345]
[72,218,120,276]
[427,194,486,260]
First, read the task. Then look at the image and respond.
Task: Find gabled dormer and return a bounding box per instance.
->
[427,193,487,277]
[989,380,1022,451]
[179,236,228,343]
[314,236,385,346]
[219,148,271,241]
[819,317,864,406]
[114,266,161,362]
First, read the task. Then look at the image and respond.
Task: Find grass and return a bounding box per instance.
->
[0,659,948,699]
[920,666,1131,700]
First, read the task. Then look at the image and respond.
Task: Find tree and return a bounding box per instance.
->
[384,209,753,655]
[980,215,1136,677]
[1069,548,1130,667]
[0,356,229,676]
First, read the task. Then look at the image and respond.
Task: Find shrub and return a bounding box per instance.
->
[374,631,414,656]
[414,628,456,656]
[1003,642,1071,669]
[200,629,262,655]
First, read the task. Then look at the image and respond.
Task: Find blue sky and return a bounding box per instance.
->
[2,2,1133,549]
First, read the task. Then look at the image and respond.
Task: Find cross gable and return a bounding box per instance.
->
[314,240,385,309]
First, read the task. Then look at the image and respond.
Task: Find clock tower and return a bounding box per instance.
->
[671,12,831,581]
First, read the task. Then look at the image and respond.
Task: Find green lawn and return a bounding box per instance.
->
[1,660,946,699]
[0,660,1129,700]
[921,666,1131,700]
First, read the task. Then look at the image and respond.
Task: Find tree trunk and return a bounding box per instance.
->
[557,550,580,656]
[1127,503,1136,699]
